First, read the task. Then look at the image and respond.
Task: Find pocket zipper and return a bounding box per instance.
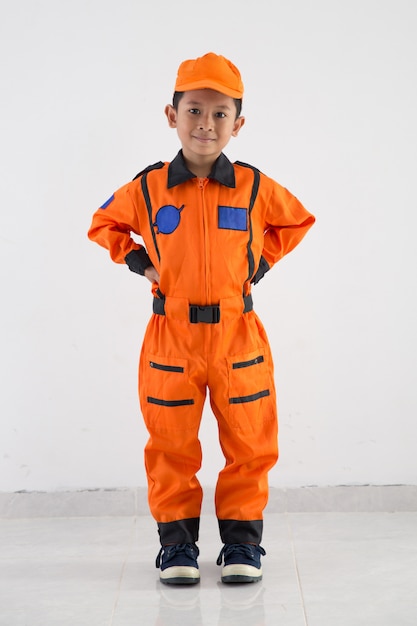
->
[149,361,184,373]
[232,355,264,370]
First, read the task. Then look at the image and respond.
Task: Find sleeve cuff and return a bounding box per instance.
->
[124,248,152,276]
[251,255,270,285]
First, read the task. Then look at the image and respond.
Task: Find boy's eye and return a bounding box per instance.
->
[187,109,227,118]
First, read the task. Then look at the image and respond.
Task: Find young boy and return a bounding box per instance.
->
[88,52,315,585]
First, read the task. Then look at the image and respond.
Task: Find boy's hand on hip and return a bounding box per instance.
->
[144,266,160,284]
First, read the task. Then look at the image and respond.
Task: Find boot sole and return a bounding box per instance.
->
[221,564,262,584]
[160,566,200,585]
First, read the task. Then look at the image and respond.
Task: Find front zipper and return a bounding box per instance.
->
[198,177,211,304]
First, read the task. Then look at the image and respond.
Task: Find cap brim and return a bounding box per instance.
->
[174,79,243,99]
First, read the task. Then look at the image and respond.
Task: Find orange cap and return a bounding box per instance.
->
[174,52,244,99]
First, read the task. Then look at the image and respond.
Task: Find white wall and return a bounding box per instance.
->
[1,0,416,492]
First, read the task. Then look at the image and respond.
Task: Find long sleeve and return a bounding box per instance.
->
[261,181,315,269]
[87,182,150,272]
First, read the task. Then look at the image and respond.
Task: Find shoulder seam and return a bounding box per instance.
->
[132,161,165,181]
[234,160,261,173]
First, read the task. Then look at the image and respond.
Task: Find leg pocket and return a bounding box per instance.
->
[140,353,201,431]
[226,348,276,428]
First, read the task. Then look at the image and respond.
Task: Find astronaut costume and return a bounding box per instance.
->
[88,52,315,579]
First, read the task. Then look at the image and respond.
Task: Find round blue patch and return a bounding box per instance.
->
[153,204,184,234]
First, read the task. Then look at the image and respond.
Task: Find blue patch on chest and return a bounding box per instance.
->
[218,206,248,231]
[153,204,184,234]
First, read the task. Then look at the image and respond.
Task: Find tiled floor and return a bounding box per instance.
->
[1,512,416,625]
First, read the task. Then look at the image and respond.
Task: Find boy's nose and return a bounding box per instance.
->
[198,115,213,131]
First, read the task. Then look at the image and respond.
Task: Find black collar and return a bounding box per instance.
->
[167,150,236,188]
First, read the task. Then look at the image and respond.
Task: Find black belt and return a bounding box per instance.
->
[153,294,253,323]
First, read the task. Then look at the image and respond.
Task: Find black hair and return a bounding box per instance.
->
[172,91,243,119]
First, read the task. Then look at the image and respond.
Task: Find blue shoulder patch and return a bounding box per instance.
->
[218,206,248,231]
[100,194,115,209]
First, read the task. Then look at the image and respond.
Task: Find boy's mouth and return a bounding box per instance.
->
[193,135,215,143]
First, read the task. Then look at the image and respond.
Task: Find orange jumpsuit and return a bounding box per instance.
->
[88,151,315,545]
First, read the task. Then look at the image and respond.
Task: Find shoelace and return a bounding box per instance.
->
[216,543,266,566]
[155,543,199,568]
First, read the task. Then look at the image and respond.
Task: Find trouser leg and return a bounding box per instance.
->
[209,313,279,543]
[212,403,278,543]
[139,317,206,543]
[144,425,203,544]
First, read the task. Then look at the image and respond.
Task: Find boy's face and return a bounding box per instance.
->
[165,89,245,168]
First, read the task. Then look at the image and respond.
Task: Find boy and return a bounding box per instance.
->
[88,52,315,585]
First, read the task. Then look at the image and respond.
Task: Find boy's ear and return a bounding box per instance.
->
[232,115,245,137]
[165,104,177,128]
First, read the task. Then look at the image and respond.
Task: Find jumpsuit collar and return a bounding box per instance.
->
[167,150,236,189]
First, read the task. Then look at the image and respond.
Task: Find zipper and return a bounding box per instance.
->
[149,361,184,373]
[232,355,264,369]
[198,177,210,303]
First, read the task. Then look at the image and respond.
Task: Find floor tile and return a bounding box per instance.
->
[288,513,417,626]
[0,516,136,559]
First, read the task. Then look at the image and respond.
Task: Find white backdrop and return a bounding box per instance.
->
[1,0,416,492]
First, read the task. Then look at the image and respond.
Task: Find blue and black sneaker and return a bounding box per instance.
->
[216,543,266,583]
[156,543,200,585]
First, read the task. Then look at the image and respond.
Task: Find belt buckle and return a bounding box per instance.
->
[189,305,220,324]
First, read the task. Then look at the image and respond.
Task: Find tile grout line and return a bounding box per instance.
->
[108,516,138,626]
[285,512,309,626]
